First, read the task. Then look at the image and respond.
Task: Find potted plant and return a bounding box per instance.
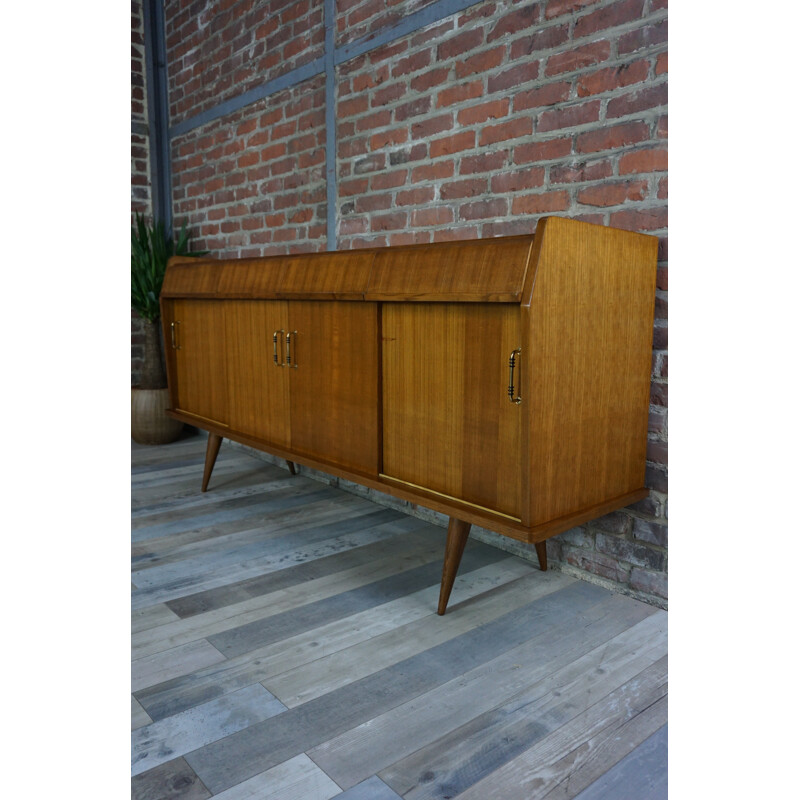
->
[131,214,206,444]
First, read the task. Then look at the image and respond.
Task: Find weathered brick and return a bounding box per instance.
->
[609,206,667,231]
[577,179,647,206]
[487,4,540,43]
[457,99,510,126]
[545,0,602,21]
[515,137,572,163]
[455,46,505,79]
[511,190,570,214]
[437,28,484,61]
[371,170,407,191]
[370,211,407,232]
[619,19,668,55]
[370,128,408,150]
[509,23,570,59]
[546,40,611,76]
[646,439,668,466]
[538,100,601,132]
[630,567,668,599]
[437,81,484,108]
[430,130,475,159]
[395,96,433,122]
[440,178,488,200]
[619,147,668,174]
[391,48,432,77]
[490,167,545,193]
[459,198,509,220]
[396,186,435,206]
[514,81,571,112]
[577,59,649,96]
[607,83,668,118]
[460,150,508,174]
[596,533,665,570]
[412,206,454,226]
[479,117,533,146]
[488,61,541,94]
[412,160,455,182]
[565,547,630,583]
[411,68,451,92]
[411,113,453,140]
[574,0,645,39]
[576,121,650,153]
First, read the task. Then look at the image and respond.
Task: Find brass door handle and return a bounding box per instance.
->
[273,330,286,366]
[507,348,522,404]
[170,321,181,350]
[285,331,298,368]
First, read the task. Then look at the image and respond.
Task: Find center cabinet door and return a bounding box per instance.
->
[382,303,523,520]
[225,300,291,448]
[287,301,379,476]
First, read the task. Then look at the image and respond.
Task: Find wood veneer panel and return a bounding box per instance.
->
[162,259,224,297]
[217,258,287,297]
[526,217,658,525]
[225,300,290,448]
[366,237,534,302]
[288,301,380,475]
[279,251,375,299]
[382,303,523,518]
[170,299,228,425]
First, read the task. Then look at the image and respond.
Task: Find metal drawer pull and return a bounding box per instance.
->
[285,331,298,368]
[507,348,522,404]
[170,321,181,350]
[273,330,286,366]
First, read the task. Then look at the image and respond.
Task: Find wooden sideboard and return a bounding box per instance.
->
[160,216,658,614]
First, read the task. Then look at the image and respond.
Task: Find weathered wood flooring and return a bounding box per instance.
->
[132,434,668,799]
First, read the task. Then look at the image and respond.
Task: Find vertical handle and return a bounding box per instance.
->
[507,348,522,404]
[285,331,298,368]
[170,321,181,350]
[273,330,286,366]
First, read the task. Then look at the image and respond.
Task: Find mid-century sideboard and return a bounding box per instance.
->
[160,216,658,614]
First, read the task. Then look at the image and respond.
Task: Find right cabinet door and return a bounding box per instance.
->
[382,303,523,519]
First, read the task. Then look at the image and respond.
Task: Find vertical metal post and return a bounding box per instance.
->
[142,0,173,233]
[324,0,337,251]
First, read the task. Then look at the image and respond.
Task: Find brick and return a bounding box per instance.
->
[632,517,667,548]
[455,46,505,79]
[576,121,649,153]
[482,219,538,237]
[558,526,594,549]
[657,114,667,139]
[550,159,612,184]
[457,99,510,126]
[339,177,368,197]
[619,19,668,54]
[511,190,570,214]
[619,147,668,174]
[460,198,509,220]
[595,533,665,570]
[490,167,545,193]
[645,465,667,494]
[411,114,453,140]
[460,150,509,174]
[479,117,533,146]
[371,170,407,191]
[412,161,455,182]
[353,153,385,174]
[433,226,479,242]
[607,83,668,118]
[411,68,450,93]
[565,548,629,583]
[370,128,408,150]
[657,176,668,199]
[514,137,572,163]
[391,48,432,77]
[630,568,667,599]
[389,143,427,165]
[487,4,540,42]
[655,51,668,76]
[355,109,392,132]
[356,194,392,213]
[646,439,668,466]
[546,40,610,76]
[538,100,601,132]
[437,28,484,61]
[437,81,484,108]
[609,206,668,231]
[440,178,488,200]
[430,130,475,159]
[509,23,570,59]
[487,61,541,94]
[370,211,407,232]
[576,59,649,96]
[371,82,406,108]
[395,96,432,121]
[514,81,571,111]
[396,186,435,206]
[545,0,602,21]
[574,0,645,39]
[412,207,454,227]
[577,180,647,206]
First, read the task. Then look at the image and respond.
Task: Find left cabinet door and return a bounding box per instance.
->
[165,299,229,426]
[225,300,291,448]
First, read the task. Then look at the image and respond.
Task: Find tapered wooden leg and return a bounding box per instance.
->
[534,541,548,571]
[201,433,223,493]
[286,460,297,475]
[437,518,471,616]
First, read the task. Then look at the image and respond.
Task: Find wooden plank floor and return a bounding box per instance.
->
[132,434,668,800]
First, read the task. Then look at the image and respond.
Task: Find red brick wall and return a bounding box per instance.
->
[143,0,668,604]
[132,0,151,385]
[166,0,325,126]
[171,72,328,257]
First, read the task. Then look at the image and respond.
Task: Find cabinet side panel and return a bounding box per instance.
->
[529,218,658,525]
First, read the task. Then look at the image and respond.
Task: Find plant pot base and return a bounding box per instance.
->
[132,387,184,445]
